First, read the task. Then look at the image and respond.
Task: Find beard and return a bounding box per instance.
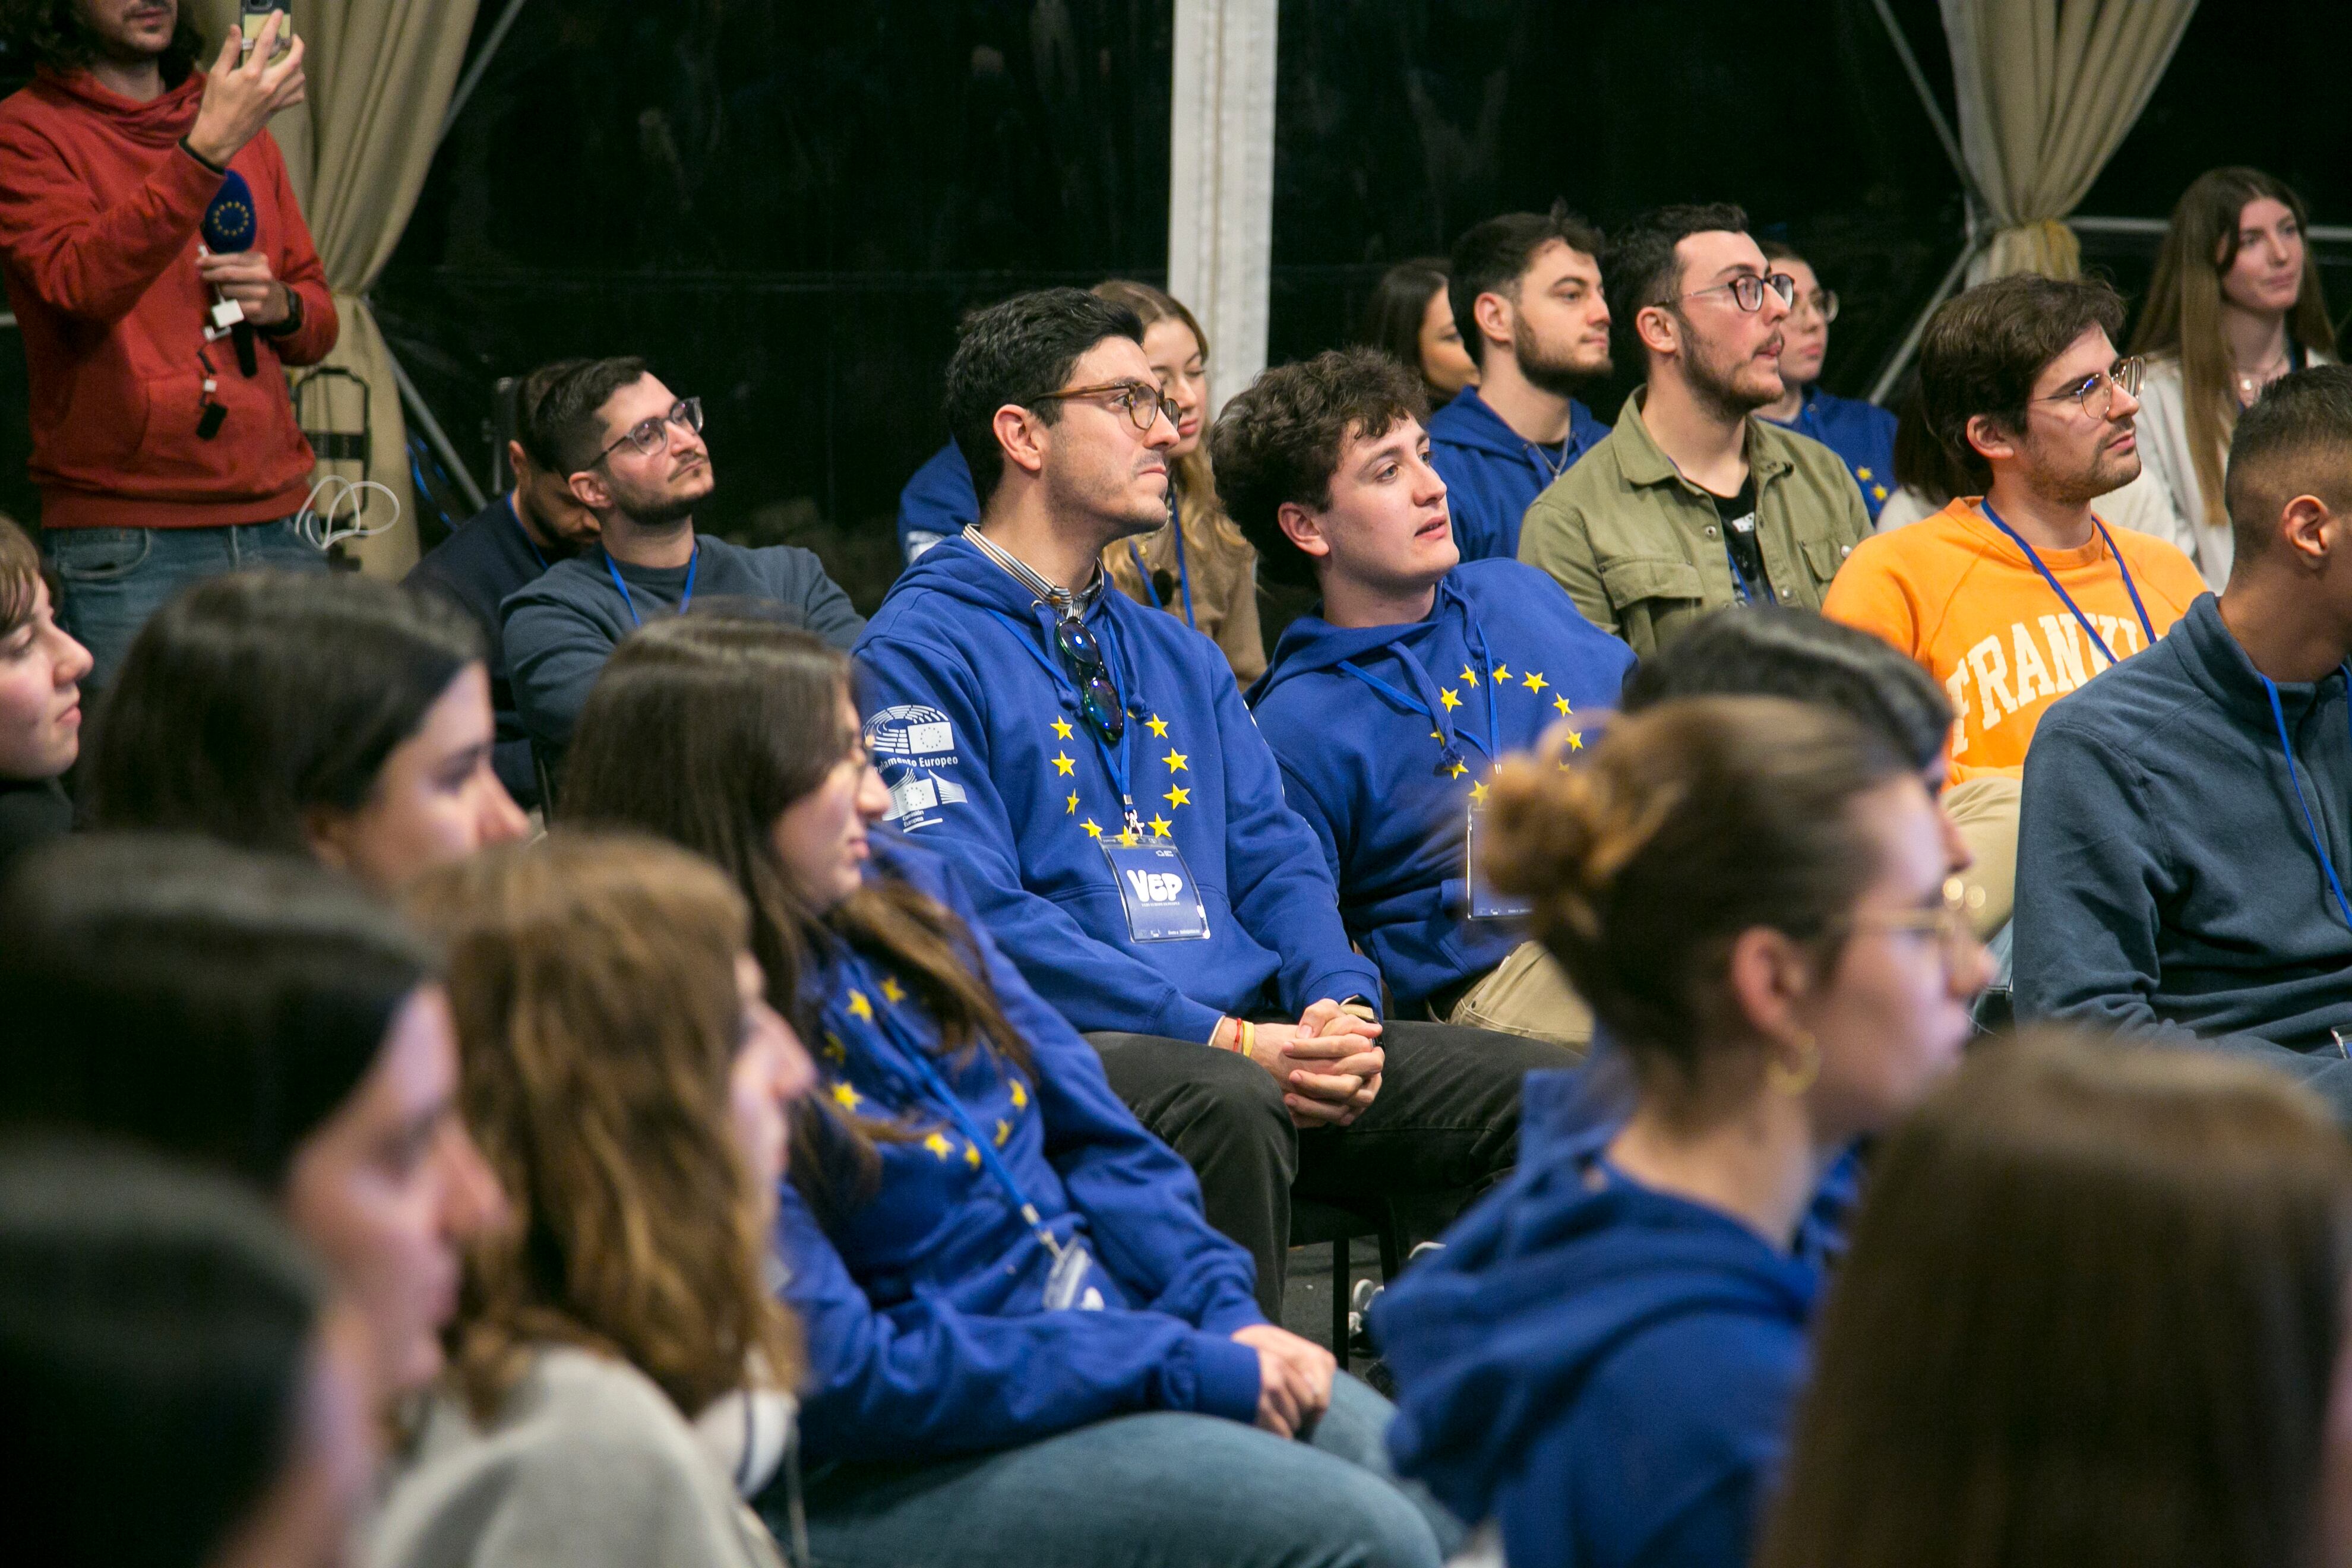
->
[1681,320,1783,423]
[2033,437,2142,508]
[609,462,713,529]
[1514,315,1611,398]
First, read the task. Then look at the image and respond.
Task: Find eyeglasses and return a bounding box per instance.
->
[1030,381,1179,434]
[2034,357,2145,422]
[1052,615,1126,744]
[595,397,704,464]
[1847,877,1980,972]
[1792,289,1841,324]
[1679,271,1798,314]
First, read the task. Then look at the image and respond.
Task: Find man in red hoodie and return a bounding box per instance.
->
[0,1,336,687]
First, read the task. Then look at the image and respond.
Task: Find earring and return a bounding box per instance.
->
[1766,1031,1821,1098]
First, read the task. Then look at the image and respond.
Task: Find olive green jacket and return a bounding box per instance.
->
[1516,388,1872,656]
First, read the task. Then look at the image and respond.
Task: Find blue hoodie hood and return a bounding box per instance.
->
[1373,1083,1823,1568]
[853,535,1380,1041]
[1247,560,1632,1009]
[1425,387,1610,562]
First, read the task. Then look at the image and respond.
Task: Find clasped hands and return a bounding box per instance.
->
[1221,998,1383,1128]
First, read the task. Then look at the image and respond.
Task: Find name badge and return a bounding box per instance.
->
[1043,1239,1105,1311]
[1465,804,1532,921]
[1101,840,1212,943]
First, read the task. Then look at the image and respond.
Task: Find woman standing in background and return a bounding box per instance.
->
[2131,167,2335,587]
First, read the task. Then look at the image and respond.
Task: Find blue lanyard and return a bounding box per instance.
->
[822,950,1061,1254]
[2261,667,2352,932]
[602,540,698,628]
[1978,501,2153,666]
[985,605,1146,835]
[507,495,549,572]
[1336,624,1501,774]
[1127,497,1196,629]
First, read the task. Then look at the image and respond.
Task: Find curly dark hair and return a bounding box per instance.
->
[2,0,207,80]
[1209,346,1428,590]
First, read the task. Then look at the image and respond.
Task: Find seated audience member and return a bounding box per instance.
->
[1877,371,2177,540]
[405,358,600,806]
[2016,366,2352,1115]
[1359,257,1480,410]
[382,834,813,1568]
[559,616,1459,1568]
[853,289,1558,1312]
[1374,698,1986,1568]
[1426,205,1613,562]
[1755,241,1898,521]
[1760,1035,2352,1568]
[1620,607,1981,925]
[87,571,525,889]
[896,439,975,564]
[0,3,333,693]
[1,1141,378,1568]
[1825,275,2205,943]
[2131,167,2337,587]
[1519,205,1870,655]
[0,834,507,1403]
[502,357,863,762]
[1092,280,1266,683]
[1225,347,1632,1043]
[0,517,91,873]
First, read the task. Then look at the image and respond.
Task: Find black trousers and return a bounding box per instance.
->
[1086,1022,1571,1319]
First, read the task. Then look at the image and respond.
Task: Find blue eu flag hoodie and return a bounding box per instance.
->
[1373,1071,1827,1568]
[1247,559,1633,1011]
[896,440,978,564]
[853,533,1381,1042]
[782,839,1266,1465]
[1426,385,1609,562]
[1762,386,1898,521]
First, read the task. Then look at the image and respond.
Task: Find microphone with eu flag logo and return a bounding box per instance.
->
[201,169,260,378]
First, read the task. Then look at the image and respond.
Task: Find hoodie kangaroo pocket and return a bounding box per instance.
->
[47,362,153,476]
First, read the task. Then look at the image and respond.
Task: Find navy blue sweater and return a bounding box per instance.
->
[2016,590,2352,1116]
[1247,561,1633,1010]
[783,841,1265,1465]
[1374,1077,1827,1568]
[853,536,1380,1041]
[1425,386,1608,562]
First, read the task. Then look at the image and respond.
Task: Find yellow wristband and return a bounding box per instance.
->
[1237,1019,1256,1058]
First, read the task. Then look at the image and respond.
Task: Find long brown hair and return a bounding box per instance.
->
[1090,279,1250,559]
[559,616,1034,1187]
[404,833,800,1418]
[2132,167,2337,538]
[1482,697,1911,1119]
[1759,1031,2352,1568]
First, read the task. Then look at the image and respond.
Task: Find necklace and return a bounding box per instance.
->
[2236,346,2291,406]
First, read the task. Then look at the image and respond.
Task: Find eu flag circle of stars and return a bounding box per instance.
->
[820,976,1032,1171]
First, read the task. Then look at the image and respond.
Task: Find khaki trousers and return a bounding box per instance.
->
[1448,940,1594,1055]
[1945,775,2021,937]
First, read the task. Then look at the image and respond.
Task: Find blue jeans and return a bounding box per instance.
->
[48,519,325,693]
[777,1373,1460,1568]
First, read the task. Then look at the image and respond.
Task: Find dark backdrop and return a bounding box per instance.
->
[3,0,2349,615]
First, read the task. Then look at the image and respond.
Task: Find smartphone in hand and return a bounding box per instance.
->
[239,1,294,64]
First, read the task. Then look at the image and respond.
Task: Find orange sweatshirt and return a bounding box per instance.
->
[1822,498,2208,782]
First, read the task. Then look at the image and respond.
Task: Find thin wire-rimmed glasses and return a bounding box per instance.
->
[1680,272,1798,314]
[1847,877,1980,972]
[2034,356,2145,422]
[596,397,703,463]
[1053,615,1126,745]
[1030,381,1179,433]
[1792,287,1841,324]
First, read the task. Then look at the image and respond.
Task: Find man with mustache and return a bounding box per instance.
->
[1824,276,2206,946]
[1425,204,1615,562]
[502,357,863,771]
[0,0,332,691]
[1518,204,1870,657]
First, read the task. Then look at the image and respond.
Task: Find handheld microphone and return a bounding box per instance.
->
[202,170,260,377]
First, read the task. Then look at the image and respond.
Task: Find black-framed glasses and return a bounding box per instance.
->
[2034,357,2145,422]
[1030,380,1178,434]
[1053,614,1126,744]
[1680,271,1798,314]
[596,396,703,464]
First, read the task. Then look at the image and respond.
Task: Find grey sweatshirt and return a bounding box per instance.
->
[502,534,864,753]
[2015,590,2352,1118]
[370,1346,784,1568]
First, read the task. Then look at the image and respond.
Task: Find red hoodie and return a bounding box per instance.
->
[0,67,337,529]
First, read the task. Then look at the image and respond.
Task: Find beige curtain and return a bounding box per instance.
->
[1940,0,2196,282]
[194,0,480,574]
